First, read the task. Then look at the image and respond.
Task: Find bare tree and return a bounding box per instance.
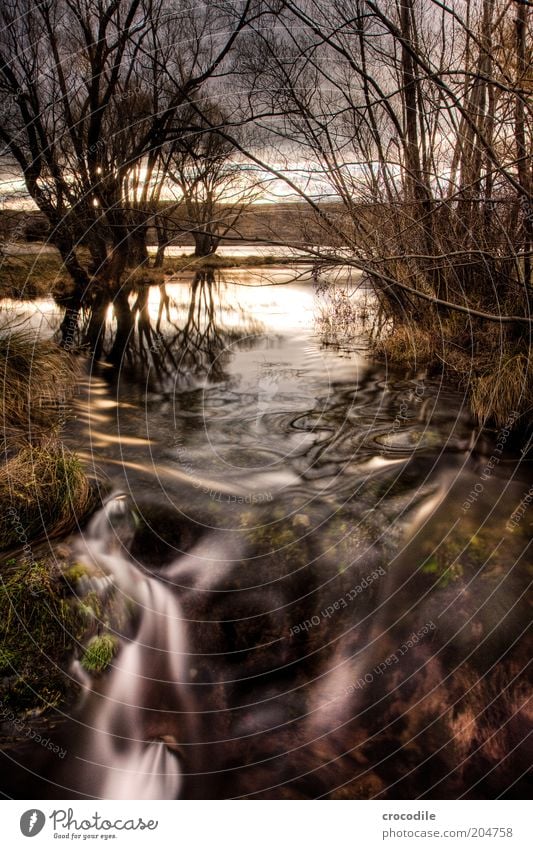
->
[155,108,262,258]
[230,0,533,420]
[0,0,258,357]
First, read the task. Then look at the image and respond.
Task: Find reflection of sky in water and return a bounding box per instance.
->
[48,277,478,511]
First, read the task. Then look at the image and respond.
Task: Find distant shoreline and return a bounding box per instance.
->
[0,246,322,300]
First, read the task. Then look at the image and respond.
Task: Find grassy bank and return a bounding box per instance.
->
[374,317,533,429]
[0,550,125,717]
[315,279,533,430]
[0,323,101,721]
[0,252,68,299]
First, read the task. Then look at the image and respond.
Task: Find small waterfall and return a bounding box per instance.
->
[100,740,182,800]
[73,495,189,800]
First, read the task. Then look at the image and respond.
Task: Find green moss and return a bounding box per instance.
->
[77,590,102,623]
[0,558,87,710]
[81,634,118,674]
[422,554,464,588]
[63,563,91,584]
[422,556,439,575]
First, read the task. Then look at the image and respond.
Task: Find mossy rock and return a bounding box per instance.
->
[421,554,464,588]
[81,634,118,674]
[63,562,91,584]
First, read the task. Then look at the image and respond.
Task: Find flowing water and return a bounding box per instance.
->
[2,269,532,799]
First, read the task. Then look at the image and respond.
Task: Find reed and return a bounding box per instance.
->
[0,320,75,448]
[373,314,532,428]
[0,320,96,548]
[0,444,94,548]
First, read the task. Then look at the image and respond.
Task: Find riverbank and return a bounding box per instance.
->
[0,248,304,300]
[0,324,101,721]
[374,317,533,429]
[314,275,533,430]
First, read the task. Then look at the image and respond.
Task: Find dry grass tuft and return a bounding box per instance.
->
[470,353,532,427]
[0,320,77,449]
[0,443,94,548]
[369,313,532,428]
[0,321,96,549]
[374,323,436,367]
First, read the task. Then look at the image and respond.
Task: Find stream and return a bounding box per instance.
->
[1,269,531,799]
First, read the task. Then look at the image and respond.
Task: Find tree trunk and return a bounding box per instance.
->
[153,215,170,268]
[193,231,219,257]
[515,0,532,291]
[399,0,434,271]
[154,226,167,268]
[108,288,134,364]
[54,237,92,350]
[154,244,166,268]
[84,289,109,360]
[127,227,149,267]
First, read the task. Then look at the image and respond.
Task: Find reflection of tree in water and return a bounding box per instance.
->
[82,271,263,390]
